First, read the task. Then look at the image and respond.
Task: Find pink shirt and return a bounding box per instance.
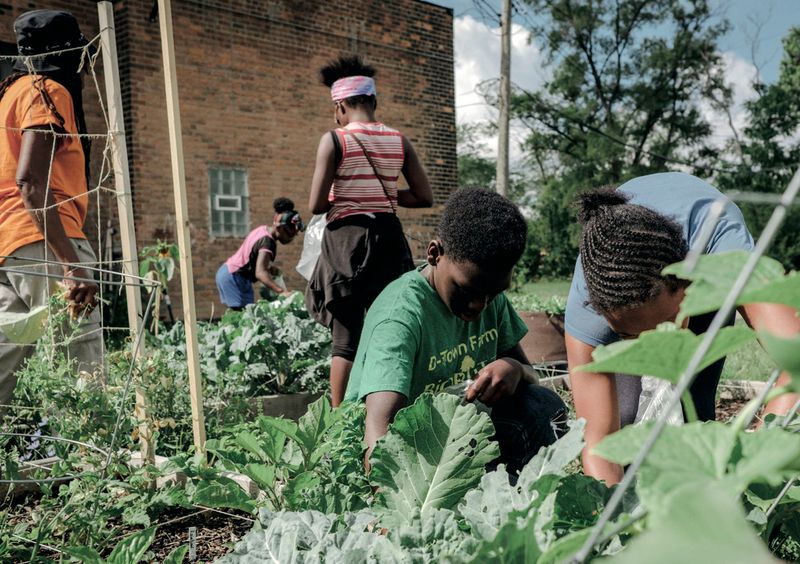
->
[225,226,276,281]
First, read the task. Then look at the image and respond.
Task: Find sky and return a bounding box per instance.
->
[429,0,800,163]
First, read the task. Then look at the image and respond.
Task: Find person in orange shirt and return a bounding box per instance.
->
[0,10,102,407]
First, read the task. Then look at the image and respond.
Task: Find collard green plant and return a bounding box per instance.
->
[369,393,500,526]
[158,294,330,396]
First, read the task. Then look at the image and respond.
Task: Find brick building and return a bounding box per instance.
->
[0,0,456,319]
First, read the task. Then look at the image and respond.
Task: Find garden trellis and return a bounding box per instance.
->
[0,1,206,474]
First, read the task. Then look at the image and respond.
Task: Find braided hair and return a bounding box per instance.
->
[0,56,91,182]
[576,186,688,316]
[319,54,376,109]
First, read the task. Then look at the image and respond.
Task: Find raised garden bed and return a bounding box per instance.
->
[248,391,324,420]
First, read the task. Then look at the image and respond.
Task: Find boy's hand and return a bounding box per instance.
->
[465,358,522,405]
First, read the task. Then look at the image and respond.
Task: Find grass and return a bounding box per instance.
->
[721,318,777,382]
[511,278,572,299]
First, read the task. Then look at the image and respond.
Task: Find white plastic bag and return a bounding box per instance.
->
[296,214,326,281]
[634,375,684,425]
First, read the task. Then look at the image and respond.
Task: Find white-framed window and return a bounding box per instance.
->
[209,167,249,237]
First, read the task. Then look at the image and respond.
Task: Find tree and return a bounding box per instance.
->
[717,27,800,270]
[513,0,730,278]
[457,122,496,189]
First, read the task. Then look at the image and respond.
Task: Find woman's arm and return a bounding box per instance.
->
[739,303,800,416]
[254,251,290,296]
[397,136,433,209]
[309,132,336,215]
[567,331,624,485]
[17,127,97,312]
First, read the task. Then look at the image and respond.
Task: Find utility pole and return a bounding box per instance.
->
[496,0,512,196]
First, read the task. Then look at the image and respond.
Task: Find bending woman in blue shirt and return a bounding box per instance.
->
[565,172,800,485]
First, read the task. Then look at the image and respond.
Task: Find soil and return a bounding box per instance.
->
[146,507,254,562]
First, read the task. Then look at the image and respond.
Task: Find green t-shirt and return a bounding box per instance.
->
[344,268,528,403]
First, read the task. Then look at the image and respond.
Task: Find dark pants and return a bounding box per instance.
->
[490,383,569,474]
[615,310,734,426]
[328,294,380,361]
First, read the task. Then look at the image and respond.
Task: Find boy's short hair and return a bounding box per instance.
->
[438,187,527,271]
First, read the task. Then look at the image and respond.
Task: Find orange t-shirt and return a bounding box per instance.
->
[0,76,88,264]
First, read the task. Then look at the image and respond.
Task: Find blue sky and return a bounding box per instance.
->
[430,0,800,161]
[433,0,800,83]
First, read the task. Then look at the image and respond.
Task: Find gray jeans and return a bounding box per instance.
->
[0,239,104,407]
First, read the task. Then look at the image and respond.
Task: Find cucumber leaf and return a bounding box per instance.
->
[663,251,800,321]
[606,484,778,564]
[577,324,756,383]
[759,331,800,381]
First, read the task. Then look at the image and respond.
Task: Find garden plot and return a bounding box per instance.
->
[1,251,799,563]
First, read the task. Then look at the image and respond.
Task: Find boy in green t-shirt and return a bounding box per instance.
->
[345,188,568,473]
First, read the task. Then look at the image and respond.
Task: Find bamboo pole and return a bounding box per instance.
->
[97,2,153,463]
[157,0,207,455]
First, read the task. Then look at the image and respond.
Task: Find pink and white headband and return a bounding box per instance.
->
[331,75,376,102]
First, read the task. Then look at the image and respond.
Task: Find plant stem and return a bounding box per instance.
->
[682,391,698,423]
[732,385,792,434]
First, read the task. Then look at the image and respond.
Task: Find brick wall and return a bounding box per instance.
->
[1,0,456,319]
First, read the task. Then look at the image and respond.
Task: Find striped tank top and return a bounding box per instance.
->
[327,122,405,223]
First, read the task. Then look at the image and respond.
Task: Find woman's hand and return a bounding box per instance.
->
[464,358,522,405]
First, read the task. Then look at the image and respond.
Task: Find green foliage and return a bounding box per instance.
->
[606,484,778,564]
[513,0,730,278]
[206,397,371,515]
[716,28,800,270]
[370,394,500,526]
[578,322,757,383]
[507,293,567,315]
[157,294,330,396]
[593,422,800,513]
[664,251,800,321]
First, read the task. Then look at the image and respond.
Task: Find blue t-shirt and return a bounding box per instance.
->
[565,172,754,348]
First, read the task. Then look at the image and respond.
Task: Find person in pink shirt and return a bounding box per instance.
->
[216,197,303,310]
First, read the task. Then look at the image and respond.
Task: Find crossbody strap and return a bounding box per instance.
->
[343,129,397,214]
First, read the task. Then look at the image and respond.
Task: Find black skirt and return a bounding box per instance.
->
[305,213,413,327]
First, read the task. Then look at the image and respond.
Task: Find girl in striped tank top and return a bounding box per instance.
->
[306,55,433,407]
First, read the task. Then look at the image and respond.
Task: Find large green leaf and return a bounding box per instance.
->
[163,545,189,564]
[0,305,48,344]
[594,422,800,513]
[370,393,500,527]
[391,507,479,562]
[294,397,335,468]
[578,324,756,382]
[663,251,800,321]
[459,420,585,541]
[467,509,543,564]
[606,484,778,564]
[63,546,103,564]
[107,527,157,564]
[191,478,257,514]
[220,510,335,563]
[759,331,800,381]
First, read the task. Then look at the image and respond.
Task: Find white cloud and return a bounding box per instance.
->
[699,51,758,149]
[454,15,548,165]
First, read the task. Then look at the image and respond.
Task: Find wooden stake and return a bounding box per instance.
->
[157,0,207,455]
[98,2,153,463]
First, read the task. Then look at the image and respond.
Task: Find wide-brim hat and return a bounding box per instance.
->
[12,9,95,73]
